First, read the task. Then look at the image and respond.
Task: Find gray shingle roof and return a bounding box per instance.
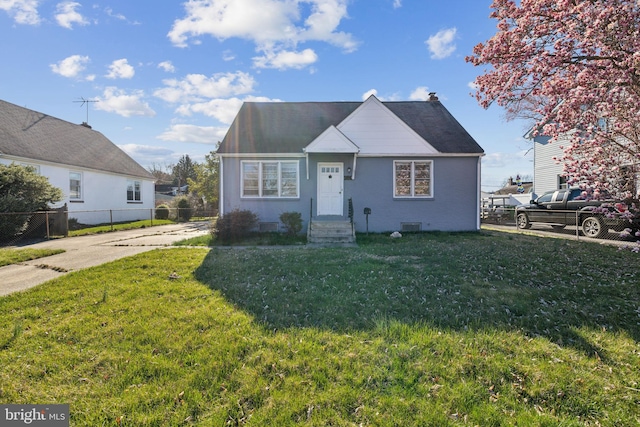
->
[0,99,153,179]
[217,99,484,155]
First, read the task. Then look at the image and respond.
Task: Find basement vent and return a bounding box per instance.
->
[401,222,422,232]
[259,222,279,232]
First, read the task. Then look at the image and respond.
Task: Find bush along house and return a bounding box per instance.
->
[216,94,485,243]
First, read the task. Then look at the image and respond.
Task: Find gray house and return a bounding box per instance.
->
[217,95,484,240]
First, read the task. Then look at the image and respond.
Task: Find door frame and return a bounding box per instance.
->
[317,162,344,216]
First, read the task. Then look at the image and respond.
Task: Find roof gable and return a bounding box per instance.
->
[337,95,438,155]
[0,99,153,179]
[304,125,359,153]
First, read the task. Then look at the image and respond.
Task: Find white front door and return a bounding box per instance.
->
[317,162,343,216]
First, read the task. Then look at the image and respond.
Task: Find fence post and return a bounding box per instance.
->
[45,211,50,240]
[150,208,153,226]
[575,211,580,240]
[110,210,114,232]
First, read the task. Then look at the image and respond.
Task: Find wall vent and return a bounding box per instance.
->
[259,222,279,232]
[401,222,422,232]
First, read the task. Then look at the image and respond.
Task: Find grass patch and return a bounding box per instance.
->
[175,231,307,247]
[68,219,175,236]
[0,248,65,267]
[1,231,639,425]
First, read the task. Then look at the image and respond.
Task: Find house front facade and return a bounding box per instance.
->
[0,99,155,225]
[217,95,484,234]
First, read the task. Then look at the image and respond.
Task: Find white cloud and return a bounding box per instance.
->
[154,71,256,104]
[362,89,378,100]
[360,89,401,102]
[392,0,401,8]
[176,95,281,124]
[95,87,156,117]
[0,0,40,25]
[253,48,318,70]
[104,7,125,20]
[167,0,357,69]
[106,58,135,79]
[50,54,90,78]
[425,27,457,60]
[158,61,176,73]
[157,124,227,144]
[55,1,89,29]
[409,86,430,101]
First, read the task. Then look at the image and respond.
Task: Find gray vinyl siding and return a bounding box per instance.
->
[222,155,480,233]
[345,157,480,233]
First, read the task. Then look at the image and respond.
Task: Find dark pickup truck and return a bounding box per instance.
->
[515,189,640,238]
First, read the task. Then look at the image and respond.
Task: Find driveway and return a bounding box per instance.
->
[0,222,210,297]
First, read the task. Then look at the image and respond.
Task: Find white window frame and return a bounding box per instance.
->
[69,171,83,201]
[393,160,433,198]
[241,161,299,198]
[127,179,142,202]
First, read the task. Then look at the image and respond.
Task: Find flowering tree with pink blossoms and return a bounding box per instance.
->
[466,0,640,202]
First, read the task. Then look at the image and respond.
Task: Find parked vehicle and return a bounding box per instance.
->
[515,189,640,238]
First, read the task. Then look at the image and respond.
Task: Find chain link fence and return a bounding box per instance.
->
[1,207,217,247]
[481,202,640,250]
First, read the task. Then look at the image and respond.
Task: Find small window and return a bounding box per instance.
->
[69,172,82,200]
[394,160,433,198]
[127,180,142,202]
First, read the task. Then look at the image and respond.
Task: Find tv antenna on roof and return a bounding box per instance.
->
[73,97,99,125]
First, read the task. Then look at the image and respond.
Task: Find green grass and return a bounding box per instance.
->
[1,231,639,426]
[0,248,65,267]
[68,219,175,236]
[175,231,307,246]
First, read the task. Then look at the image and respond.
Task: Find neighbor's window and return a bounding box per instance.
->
[69,172,82,200]
[127,180,142,202]
[242,161,299,198]
[394,160,433,198]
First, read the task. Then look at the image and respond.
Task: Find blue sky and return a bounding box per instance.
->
[1,0,534,191]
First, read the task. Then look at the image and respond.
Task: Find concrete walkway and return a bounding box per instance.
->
[0,222,210,297]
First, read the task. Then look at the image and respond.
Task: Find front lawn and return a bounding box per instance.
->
[0,231,638,426]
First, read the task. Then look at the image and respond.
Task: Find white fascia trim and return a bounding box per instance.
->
[217,153,305,158]
[356,152,484,158]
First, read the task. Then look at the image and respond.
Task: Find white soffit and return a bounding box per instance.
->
[337,95,439,155]
[304,125,360,153]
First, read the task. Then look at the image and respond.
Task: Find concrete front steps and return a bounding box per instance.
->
[307,219,356,245]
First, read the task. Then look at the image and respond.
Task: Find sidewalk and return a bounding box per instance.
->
[0,222,210,297]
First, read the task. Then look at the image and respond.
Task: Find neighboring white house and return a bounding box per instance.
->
[528,133,566,197]
[0,99,155,224]
[529,130,640,199]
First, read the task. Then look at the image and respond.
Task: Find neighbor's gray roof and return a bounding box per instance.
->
[217,100,484,155]
[0,99,153,179]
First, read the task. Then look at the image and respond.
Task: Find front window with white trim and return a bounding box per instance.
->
[69,171,82,200]
[127,180,142,202]
[394,160,433,198]
[242,161,299,198]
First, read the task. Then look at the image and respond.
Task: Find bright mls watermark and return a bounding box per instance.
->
[1,405,69,426]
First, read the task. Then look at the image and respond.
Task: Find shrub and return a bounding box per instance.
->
[174,197,193,222]
[213,209,258,242]
[155,204,170,220]
[0,164,63,239]
[279,212,303,235]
